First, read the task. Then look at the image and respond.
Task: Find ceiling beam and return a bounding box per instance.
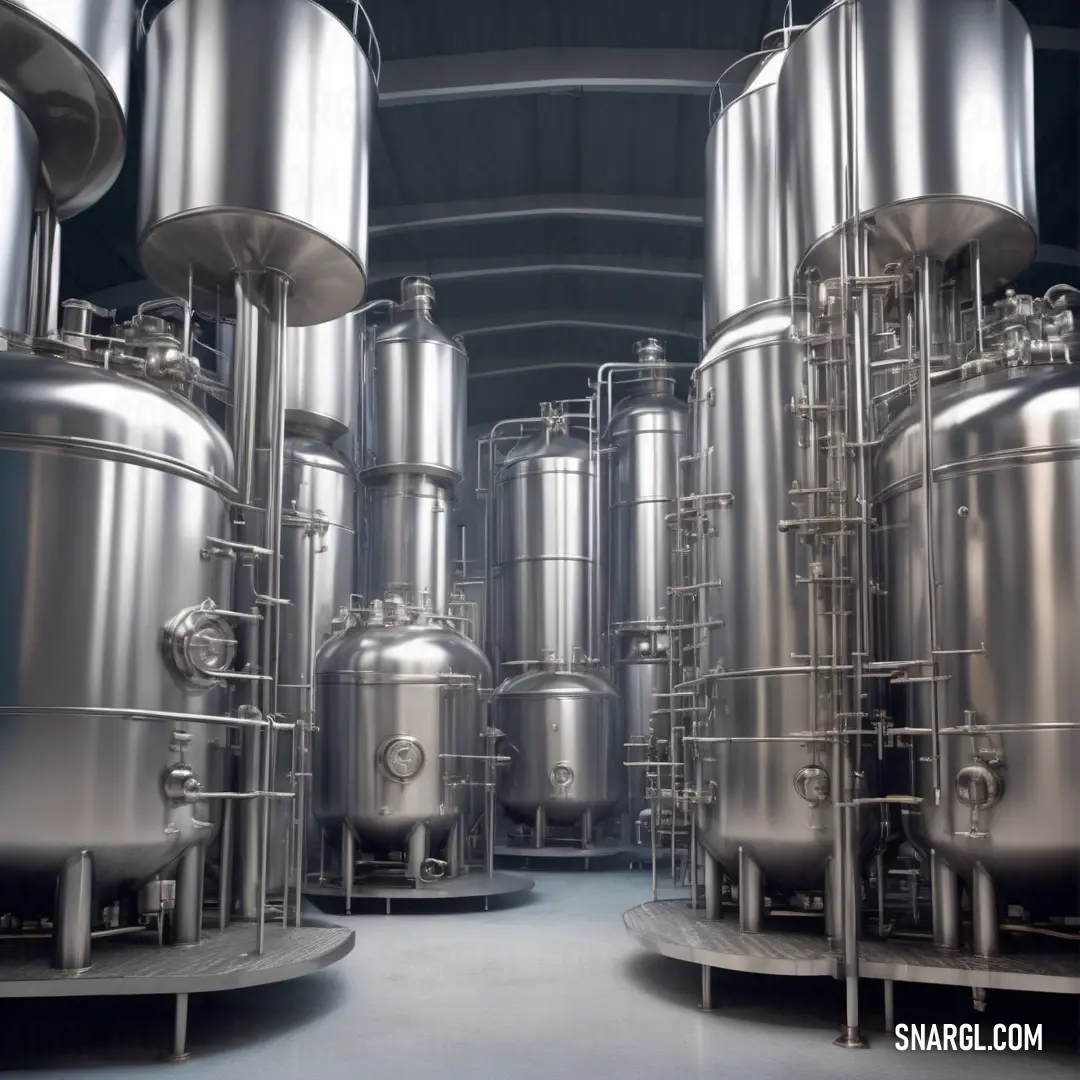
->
[379,47,744,106]
[368,254,703,286]
[370,195,705,237]
[443,311,700,340]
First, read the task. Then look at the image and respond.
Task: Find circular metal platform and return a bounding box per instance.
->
[625,900,1080,993]
[494,843,626,867]
[304,869,534,912]
[0,919,355,998]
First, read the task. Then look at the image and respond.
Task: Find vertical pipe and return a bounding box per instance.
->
[650,801,658,901]
[917,255,942,806]
[581,808,593,849]
[170,994,190,1063]
[294,528,319,927]
[738,847,764,933]
[343,825,355,914]
[52,850,93,972]
[26,200,60,338]
[232,274,261,508]
[703,850,720,920]
[219,795,233,931]
[969,240,984,353]
[448,817,462,878]
[172,843,205,946]
[534,806,546,849]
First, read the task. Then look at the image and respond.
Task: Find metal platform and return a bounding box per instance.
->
[625,900,1080,996]
[494,841,626,868]
[0,919,355,1060]
[305,869,534,913]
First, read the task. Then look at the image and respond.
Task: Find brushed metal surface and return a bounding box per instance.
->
[0,0,133,217]
[0,91,37,334]
[876,365,1080,908]
[606,386,686,629]
[493,429,595,670]
[494,669,624,826]
[778,0,1038,287]
[364,290,467,484]
[137,0,376,324]
[285,314,363,442]
[268,437,356,893]
[704,48,789,340]
[691,317,841,890]
[0,351,233,911]
[615,644,670,816]
[367,475,452,614]
[315,620,492,849]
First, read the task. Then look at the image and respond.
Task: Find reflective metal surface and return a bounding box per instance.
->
[314,610,492,849]
[705,48,789,340]
[0,351,233,911]
[876,364,1080,907]
[0,91,37,334]
[606,377,686,630]
[285,315,363,442]
[493,426,594,670]
[494,668,624,827]
[0,0,133,217]
[692,312,841,889]
[778,0,1038,287]
[268,437,356,894]
[364,279,467,484]
[616,634,670,812]
[367,475,452,613]
[137,0,376,325]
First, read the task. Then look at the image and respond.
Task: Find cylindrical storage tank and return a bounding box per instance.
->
[494,667,624,828]
[616,632,671,814]
[314,606,492,853]
[367,475,452,613]
[777,0,1037,287]
[704,46,789,342]
[493,424,595,672]
[364,278,467,485]
[137,0,378,325]
[606,341,687,630]
[0,351,234,912]
[876,362,1080,914]
[285,314,362,442]
[0,0,134,217]
[692,312,842,892]
[267,436,356,893]
[0,92,38,335]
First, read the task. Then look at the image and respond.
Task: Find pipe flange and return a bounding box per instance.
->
[162,601,237,690]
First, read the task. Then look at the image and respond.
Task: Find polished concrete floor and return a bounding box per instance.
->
[1,868,1076,1077]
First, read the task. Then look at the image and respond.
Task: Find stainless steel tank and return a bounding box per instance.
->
[362,278,466,613]
[314,600,492,877]
[137,0,378,325]
[285,314,363,443]
[0,350,234,912]
[0,0,134,217]
[494,666,623,832]
[876,358,1080,919]
[0,91,38,334]
[492,422,595,672]
[704,46,788,343]
[777,0,1037,287]
[268,436,357,893]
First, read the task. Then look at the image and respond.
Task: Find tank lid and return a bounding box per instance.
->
[400,276,435,316]
[633,338,666,365]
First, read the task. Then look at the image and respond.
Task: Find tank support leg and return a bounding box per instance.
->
[581,809,593,850]
[342,826,354,915]
[533,807,546,849]
[219,796,233,930]
[53,850,93,972]
[173,843,205,946]
[931,849,961,950]
[971,862,999,959]
[700,965,713,1011]
[825,855,842,944]
[884,980,895,1033]
[318,827,326,884]
[169,993,190,1062]
[738,847,764,933]
[703,851,722,920]
[406,823,429,883]
[235,725,264,919]
[447,817,462,878]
